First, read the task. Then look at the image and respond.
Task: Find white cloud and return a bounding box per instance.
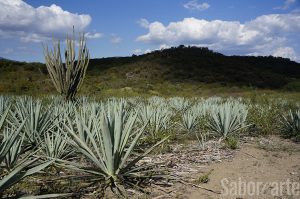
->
[137,13,300,61]
[184,0,210,11]
[272,47,298,60]
[137,18,262,45]
[110,35,121,44]
[132,49,142,54]
[274,0,296,10]
[137,18,150,28]
[144,49,152,54]
[85,32,102,39]
[159,44,171,50]
[0,0,100,42]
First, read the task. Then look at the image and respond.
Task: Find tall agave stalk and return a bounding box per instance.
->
[43,31,89,101]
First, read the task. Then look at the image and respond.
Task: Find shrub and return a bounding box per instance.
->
[224,136,238,150]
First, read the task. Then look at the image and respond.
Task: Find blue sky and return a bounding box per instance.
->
[0,0,300,62]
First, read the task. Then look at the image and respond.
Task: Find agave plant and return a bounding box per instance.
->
[61,102,166,193]
[180,110,198,133]
[148,96,167,107]
[0,96,10,116]
[0,106,53,195]
[43,30,89,101]
[41,130,73,160]
[0,107,17,165]
[10,97,53,148]
[280,109,300,138]
[207,102,248,139]
[66,105,99,144]
[2,126,25,171]
[192,100,214,117]
[168,97,190,112]
[0,158,53,194]
[137,104,173,137]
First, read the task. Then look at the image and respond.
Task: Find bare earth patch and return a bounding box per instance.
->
[141,136,300,199]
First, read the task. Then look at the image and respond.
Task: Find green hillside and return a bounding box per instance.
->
[1,46,300,97]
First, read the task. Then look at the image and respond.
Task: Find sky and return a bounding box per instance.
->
[0,0,300,62]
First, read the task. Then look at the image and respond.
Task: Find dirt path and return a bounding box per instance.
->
[184,137,300,199]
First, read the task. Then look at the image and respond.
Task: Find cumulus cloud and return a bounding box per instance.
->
[184,0,210,11]
[110,35,122,44]
[274,0,296,10]
[85,32,102,39]
[137,18,150,28]
[0,0,100,42]
[144,49,152,54]
[137,13,300,61]
[272,47,298,60]
[132,49,142,54]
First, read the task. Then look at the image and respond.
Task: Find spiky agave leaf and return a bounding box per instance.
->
[137,104,173,137]
[3,126,26,171]
[207,102,248,139]
[41,129,73,160]
[0,158,53,193]
[168,97,190,112]
[0,106,18,164]
[180,110,198,133]
[60,101,167,191]
[0,106,27,170]
[0,105,54,194]
[9,97,53,148]
[0,96,10,116]
[62,103,100,146]
[281,109,300,138]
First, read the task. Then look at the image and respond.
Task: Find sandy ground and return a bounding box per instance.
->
[78,136,300,199]
[182,136,300,199]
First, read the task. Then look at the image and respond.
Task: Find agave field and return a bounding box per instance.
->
[0,95,299,198]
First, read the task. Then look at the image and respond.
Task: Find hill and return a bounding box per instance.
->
[0,57,9,61]
[1,45,300,97]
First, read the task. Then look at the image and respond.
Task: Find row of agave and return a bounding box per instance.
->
[0,95,299,197]
[0,97,166,197]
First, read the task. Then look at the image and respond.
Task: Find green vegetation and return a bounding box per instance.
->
[61,101,167,193]
[224,136,239,150]
[0,95,299,197]
[207,101,248,140]
[0,106,53,197]
[1,45,300,197]
[280,110,300,140]
[194,169,213,184]
[1,46,300,98]
[43,32,89,100]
